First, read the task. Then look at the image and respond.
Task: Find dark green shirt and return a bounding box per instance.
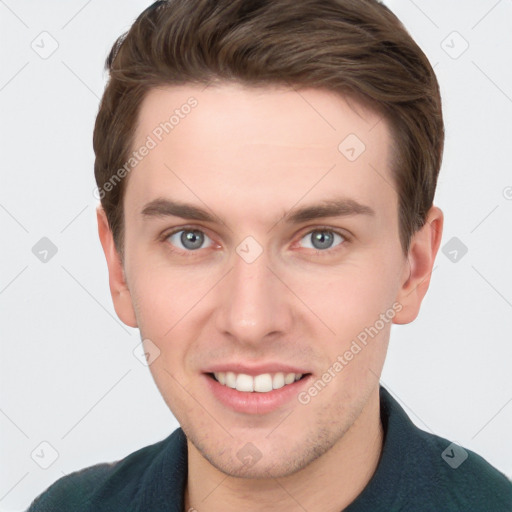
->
[27,386,512,511]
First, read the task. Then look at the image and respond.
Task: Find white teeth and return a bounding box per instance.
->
[254,373,273,392]
[225,371,237,388]
[235,373,254,392]
[284,373,296,385]
[213,371,304,392]
[272,372,285,390]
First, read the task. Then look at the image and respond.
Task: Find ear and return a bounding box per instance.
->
[96,205,138,328]
[393,205,444,324]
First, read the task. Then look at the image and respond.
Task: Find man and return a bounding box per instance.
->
[28,0,512,510]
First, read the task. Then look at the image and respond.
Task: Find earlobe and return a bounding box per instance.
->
[96,206,138,328]
[393,206,444,325]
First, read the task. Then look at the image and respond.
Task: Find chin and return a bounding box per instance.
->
[194,432,332,480]
[210,455,303,480]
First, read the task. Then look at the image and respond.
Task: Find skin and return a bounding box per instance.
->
[97,82,443,511]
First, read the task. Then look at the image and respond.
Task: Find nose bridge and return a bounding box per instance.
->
[216,243,290,343]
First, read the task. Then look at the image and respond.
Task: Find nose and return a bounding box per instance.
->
[214,246,293,347]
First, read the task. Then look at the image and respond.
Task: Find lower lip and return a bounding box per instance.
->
[203,373,312,414]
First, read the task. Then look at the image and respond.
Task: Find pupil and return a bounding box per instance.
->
[182,230,203,250]
[313,231,332,250]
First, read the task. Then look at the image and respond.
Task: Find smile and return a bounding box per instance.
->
[211,371,305,393]
[204,371,312,414]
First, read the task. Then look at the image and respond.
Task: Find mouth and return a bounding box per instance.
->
[207,371,310,393]
[203,370,312,414]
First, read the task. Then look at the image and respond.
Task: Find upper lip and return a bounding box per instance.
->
[203,362,310,376]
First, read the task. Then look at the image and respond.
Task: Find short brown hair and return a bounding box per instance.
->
[93,0,444,260]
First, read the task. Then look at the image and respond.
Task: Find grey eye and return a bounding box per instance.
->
[299,230,344,251]
[167,229,212,251]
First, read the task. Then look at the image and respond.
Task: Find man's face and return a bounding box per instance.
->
[118,83,410,477]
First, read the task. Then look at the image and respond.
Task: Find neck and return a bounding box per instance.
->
[184,388,383,512]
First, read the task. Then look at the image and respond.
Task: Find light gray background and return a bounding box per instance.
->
[1,1,511,510]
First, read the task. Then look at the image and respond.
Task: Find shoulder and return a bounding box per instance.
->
[378,386,512,511]
[27,428,187,512]
[415,428,512,510]
[26,463,114,512]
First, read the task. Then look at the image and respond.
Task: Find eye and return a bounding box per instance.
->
[161,226,348,256]
[298,228,347,252]
[165,228,214,252]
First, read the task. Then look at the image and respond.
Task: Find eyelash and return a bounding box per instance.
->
[159,225,351,258]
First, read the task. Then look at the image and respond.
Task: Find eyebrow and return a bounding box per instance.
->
[141,197,375,225]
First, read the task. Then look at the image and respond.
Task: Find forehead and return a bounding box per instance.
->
[126,82,396,228]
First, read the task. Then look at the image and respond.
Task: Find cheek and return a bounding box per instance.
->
[128,268,199,410]
[299,262,398,329]
[129,253,199,316]
[288,251,401,369]
[132,272,171,324]
[128,264,187,349]
[127,261,212,366]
